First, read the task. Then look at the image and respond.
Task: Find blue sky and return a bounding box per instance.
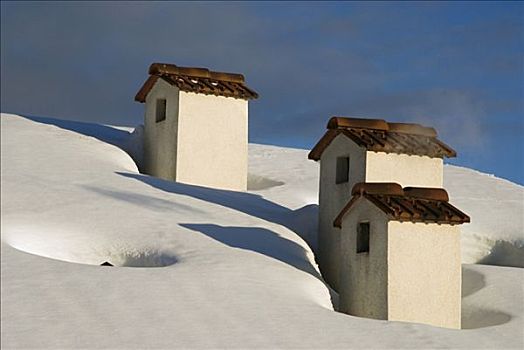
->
[1,1,523,184]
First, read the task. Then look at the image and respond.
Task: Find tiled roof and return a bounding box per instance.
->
[308,117,456,160]
[135,63,258,102]
[333,182,470,228]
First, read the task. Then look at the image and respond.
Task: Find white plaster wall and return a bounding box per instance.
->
[387,221,461,329]
[143,79,180,181]
[176,91,248,191]
[318,135,366,291]
[366,152,443,188]
[339,198,389,319]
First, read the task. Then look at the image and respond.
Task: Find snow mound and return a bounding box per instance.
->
[444,165,524,267]
[1,113,523,349]
[3,113,522,268]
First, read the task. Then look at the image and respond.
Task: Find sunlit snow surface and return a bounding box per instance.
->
[1,113,523,349]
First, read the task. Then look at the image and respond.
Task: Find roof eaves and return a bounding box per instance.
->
[308,129,341,161]
[134,75,159,103]
[333,195,360,228]
[434,139,457,158]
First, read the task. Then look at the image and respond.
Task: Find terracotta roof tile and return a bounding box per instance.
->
[309,117,456,160]
[333,182,470,228]
[135,63,258,102]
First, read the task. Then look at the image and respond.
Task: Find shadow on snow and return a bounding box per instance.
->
[116,171,318,247]
[21,114,132,149]
[179,223,322,279]
[115,172,321,279]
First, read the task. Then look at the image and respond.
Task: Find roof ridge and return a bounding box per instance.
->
[327,117,437,137]
[351,182,450,201]
[328,117,388,131]
[149,63,245,83]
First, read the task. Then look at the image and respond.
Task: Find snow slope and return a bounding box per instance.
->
[1,113,523,349]
[248,144,524,267]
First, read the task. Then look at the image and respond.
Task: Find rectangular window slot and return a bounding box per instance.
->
[156,99,167,122]
[357,222,370,254]
[336,156,350,184]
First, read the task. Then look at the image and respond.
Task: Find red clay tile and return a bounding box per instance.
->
[334,182,469,228]
[135,63,258,102]
[309,117,456,160]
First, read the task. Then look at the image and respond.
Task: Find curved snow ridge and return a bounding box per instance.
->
[0,114,328,297]
[445,163,524,190]
[443,164,524,267]
[5,237,178,268]
[2,113,522,270]
[2,114,524,349]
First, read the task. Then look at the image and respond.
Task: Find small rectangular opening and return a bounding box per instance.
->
[336,156,350,184]
[156,99,167,122]
[357,222,370,254]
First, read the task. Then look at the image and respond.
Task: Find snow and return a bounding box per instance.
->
[444,165,524,267]
[1,113,523,349]
[248,143,524,267]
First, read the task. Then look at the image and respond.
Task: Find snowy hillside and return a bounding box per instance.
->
[1,113,523,349]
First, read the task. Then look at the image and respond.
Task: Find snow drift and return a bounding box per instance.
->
[1,113,523,349]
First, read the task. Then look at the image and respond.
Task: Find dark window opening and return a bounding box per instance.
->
[336,156,350,184]
[156,99,167,122]
[357,222,370,254]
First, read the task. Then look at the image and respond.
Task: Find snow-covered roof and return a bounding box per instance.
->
[2,114,523,349]
[333,182,470,228]
[135,63,259,102]
[308,117,457,160]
